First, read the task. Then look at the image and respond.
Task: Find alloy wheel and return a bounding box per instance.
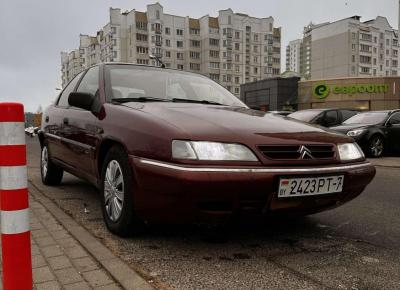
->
[104,160,125,222]
[41,146,48,177]
[370,136,383,157]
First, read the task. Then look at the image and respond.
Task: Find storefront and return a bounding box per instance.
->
[298,77,400,111]
[240,77,299,111]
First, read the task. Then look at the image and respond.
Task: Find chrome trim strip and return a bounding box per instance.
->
[62,137,94,150]
[45,133,93,150]
[45,133,62,140]
[139,159,372,173]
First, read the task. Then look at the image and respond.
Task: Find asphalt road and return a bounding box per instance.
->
[27,137,400,290]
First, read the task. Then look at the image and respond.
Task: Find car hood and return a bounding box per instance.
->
[331,123,373,133]
[122,103,352,144]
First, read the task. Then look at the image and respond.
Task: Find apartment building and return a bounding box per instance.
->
[285,39,302,73]
[61,3,282,95]
[296,16,399,80]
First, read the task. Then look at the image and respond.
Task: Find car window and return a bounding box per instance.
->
[388,112,400,125]
[344,112,388,125]
[324,110,339,126]
[288,110,323,122]
[107,66,246,107]
[341,110,358,121]
[76,66,99,96]
[57,71,84,107]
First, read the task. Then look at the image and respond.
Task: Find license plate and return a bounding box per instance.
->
[278,175,344,198]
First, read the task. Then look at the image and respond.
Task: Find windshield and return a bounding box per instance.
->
[107,65,246,107]
[288,110,322,122]
[343,112,388,125]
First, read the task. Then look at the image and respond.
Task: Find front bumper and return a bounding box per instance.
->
[130,156,376,224]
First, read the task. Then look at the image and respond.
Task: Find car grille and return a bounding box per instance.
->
[258,144,335,160]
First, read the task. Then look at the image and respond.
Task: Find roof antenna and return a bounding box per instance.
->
[149,54,166,68]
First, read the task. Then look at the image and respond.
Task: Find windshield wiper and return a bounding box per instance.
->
[112,97,170,103]
[171,98,224,106]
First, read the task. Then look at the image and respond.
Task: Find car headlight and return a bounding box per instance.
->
[337,143,364,161]
[172,140,258,161]
[347,129,366,137]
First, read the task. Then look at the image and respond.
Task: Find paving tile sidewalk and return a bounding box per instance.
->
[1,196,123,290]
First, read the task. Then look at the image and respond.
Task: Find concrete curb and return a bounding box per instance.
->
[29,182,155,290]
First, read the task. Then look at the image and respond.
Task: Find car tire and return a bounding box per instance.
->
[100,146,144,237]
[367,135,384,158]
[41,144,64,185]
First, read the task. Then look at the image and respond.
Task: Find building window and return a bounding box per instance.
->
[235,87,240,94]
[136,34,148,42]
[228,16,231,25]
[253,46,258,53]
[235,76,239,84]
[136,22,147,30]
[165,51,171,58]
[176,29,183,36]
[209,74,220,82]
[190,28,200,35]
[190,51,200,59]
[177,41,183,48]
[254,34,259,42]
[235,31,240,39]
[209,62,220,69]
[190,40,201,47]
[165,39,171,47]
[111,27,117,34]
[177,64,184,70]
[360,67,370,74]
[272,68,280,75]
[360,33,372,41]
[254,67,258,74]
[156,10,160,19]
[235,43,240,50]
[165,27,170,35]
[210,38,219,46]
[352,32,356,39]
[136,47,148,54]
[360,55,371,64]
[177,52,184,60]
[235,54,240,62]
[210,50,219,58]
[190,63,200,70]
[360,44,371,52]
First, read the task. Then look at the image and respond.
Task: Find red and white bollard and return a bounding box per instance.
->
[0,103,32,289]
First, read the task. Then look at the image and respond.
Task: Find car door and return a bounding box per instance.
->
[385,112,400,152]
[43,71,84,164]
[62,66,101,180]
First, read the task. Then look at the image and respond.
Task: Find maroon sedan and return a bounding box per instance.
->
[39,63,375,236]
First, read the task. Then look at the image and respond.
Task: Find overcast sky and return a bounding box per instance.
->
[0,0,398,112]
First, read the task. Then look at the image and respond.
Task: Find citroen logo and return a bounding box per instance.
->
[298,145,314,160]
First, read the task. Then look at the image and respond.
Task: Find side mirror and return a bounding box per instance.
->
[386,121,393,127]
[68,92,101,113]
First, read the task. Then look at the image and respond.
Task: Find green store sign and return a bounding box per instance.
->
[312,83,389,99]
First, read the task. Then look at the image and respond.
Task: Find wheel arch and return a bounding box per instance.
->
[97,138,129,178]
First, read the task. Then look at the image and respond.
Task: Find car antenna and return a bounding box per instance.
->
[149,54,166,68]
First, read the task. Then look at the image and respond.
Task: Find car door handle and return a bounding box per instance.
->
[63,118,69,125]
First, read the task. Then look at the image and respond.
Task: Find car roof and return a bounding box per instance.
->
[293,108,358,112]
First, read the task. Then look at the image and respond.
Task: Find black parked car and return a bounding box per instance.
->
[288,109,359,127]
[330,110,400,158]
